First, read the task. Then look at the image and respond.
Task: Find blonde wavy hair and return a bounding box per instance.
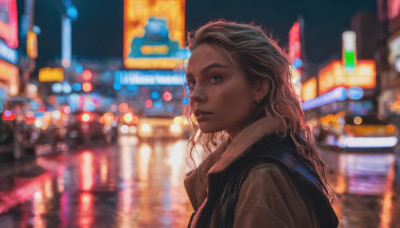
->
[184,20,335,202]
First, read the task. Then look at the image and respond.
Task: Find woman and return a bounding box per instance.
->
[183,20,338,228]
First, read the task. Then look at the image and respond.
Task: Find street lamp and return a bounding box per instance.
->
[61,0,78,69]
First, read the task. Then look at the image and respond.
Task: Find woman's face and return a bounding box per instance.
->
[186,43,259,138]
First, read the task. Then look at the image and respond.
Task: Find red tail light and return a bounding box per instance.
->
[25,116,35,125]
[81,113,93,122]
[2,110,16,121]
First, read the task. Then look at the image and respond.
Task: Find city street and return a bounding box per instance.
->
[0,139,399,228]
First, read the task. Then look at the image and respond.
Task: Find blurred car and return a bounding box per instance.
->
[118,112,139,136]
[318,115,398,151]
[0,96,41,160]
[137,114,190,139]
[66,111,116,148]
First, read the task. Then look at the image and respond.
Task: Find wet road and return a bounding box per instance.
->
[0,137,399,227]
[0,137,193,227]
[322,150,400,228]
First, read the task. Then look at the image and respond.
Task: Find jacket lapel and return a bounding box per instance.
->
[184,116,285,214]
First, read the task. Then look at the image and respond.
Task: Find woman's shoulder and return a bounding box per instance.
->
[244,161,294,190]
[234,160,316,227]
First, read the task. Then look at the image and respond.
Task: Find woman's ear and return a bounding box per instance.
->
[254,79,270,102]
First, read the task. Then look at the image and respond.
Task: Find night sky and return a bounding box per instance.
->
[31,0,376,69]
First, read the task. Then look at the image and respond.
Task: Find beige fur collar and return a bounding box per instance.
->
[184,116,284,212]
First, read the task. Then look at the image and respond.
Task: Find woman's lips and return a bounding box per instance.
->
[194,110,213,121]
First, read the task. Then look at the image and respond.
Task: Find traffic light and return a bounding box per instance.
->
[82,69,93,81]
[82,82,93,92]
[81,69,93,92]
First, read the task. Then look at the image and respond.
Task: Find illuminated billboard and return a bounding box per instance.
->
[114,70,185,86]
[388,0,400,20]
[342,31,357,73]
[0,39,18,64]
[39,67,64,82]
[0,0,18,48]
[318,60,376,95]
[123,0,186,69]
[27,31,38,59]
[289,22,301,64]
[302,77,317,102]
[0,59,19,96]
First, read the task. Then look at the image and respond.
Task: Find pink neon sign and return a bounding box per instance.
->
[0,0,18,48]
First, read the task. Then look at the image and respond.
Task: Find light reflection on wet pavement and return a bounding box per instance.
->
[322,150,400,228]
[0,137,399,227]
[0,136,193,227]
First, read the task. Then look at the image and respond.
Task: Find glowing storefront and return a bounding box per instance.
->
[0,0,19,96]
[302,60,377,117]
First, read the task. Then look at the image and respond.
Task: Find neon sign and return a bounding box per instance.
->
[388,0,400,19]
[289,21,302,78]
[27,31,38,59]
[318,60,376,95]
[342,31,357,73]
[39,67,64,82]
[123,0,187,69]
[301,77,316,102]
[114,70,185,86]
[0,39,18,64]
[0,59,19,96]
[302,87,347,110]
[0,0,18,48]
[289,22,301,64]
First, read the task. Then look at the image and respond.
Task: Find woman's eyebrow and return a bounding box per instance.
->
[200,62,228,74]
[186,62,228,79]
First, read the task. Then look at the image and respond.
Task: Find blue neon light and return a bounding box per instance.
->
[0,39,18,64]
[33,26,41,34]
[52,83,63,93]
[72,83,81,91]
[35,112,45,117]
[154,100,163,108]
[113,84,122,90]
[182,97,189,104]
[67,6,78,20]
[75,64,84,74]
[63,83,72,93]
[151,91,160,99]
[302,87,347,110]
[347,87,364,100]
[127,85,138,91]
[83,102,95,112]
[292,58,303,69]
[114,70,186,86]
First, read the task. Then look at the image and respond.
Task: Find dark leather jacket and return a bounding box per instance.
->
[189,134,338,228]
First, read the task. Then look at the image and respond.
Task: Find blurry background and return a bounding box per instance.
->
[0,0,400,227]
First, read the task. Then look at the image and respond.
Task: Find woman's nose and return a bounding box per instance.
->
[190,87,207,102]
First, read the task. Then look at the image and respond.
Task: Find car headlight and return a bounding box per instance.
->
[120,125,129,134]
[170,123,182,133]
[129,126,137,134]
[34,119,43,128]
[141,124,151,133]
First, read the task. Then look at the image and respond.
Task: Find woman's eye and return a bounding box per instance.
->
[186,81,196,89]
[209,75,222,84]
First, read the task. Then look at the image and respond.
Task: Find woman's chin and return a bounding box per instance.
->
[199,125,224,134]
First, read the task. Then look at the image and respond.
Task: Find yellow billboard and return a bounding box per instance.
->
[123,0,186,69]
[0,59,19,96]
[302,77,317,101]
[27,30,38,59]
[318,60,376,95]
[39,67,64,82]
